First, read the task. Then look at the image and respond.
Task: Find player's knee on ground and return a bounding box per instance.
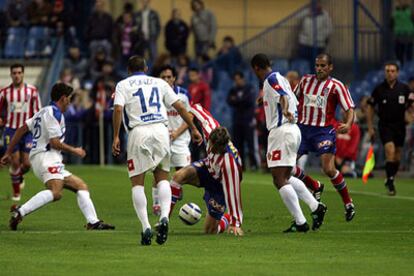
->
[204,220,218,234]
[50,189,63,201]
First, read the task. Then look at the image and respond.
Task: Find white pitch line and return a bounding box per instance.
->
[0,230,133,234]
[104,166,414,201]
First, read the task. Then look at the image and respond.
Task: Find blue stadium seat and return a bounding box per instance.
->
[4,27,26,58]
[402,60,414,76]
[349,80,371,103]
[364,70,384,87]
[272,58,289,75]
[290,59,311,76]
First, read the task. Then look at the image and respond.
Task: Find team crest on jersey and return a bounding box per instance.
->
[399,96,405,104]
[127,159,135,171]
[272,84,282,91]
[268,150,281,161]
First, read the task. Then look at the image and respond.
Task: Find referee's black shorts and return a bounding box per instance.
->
[378,122,406,147]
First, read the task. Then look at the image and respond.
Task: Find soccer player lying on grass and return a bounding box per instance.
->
[0,83,115,231]
[170,104,244,236]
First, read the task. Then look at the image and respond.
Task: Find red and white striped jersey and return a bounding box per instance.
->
[295,75,354,127]
[190,104,243,226]
[0,84,41,129]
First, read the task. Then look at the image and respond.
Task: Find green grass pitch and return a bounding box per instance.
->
[0,165,413,275]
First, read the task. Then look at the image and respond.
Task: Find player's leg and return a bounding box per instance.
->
[288,176,327,230]
[170,165,200,214]
[9,151,23,200]
[153,167,172,245]
[63,174,114,230]
[271,166,308,232]
[19,132,34,186]
[151,181,160,216]
[204,214,220,234]
[10,179,63,230]
[320,153,355,221]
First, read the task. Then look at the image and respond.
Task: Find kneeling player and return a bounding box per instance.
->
[0,83,114,231]
[170,157,231,234]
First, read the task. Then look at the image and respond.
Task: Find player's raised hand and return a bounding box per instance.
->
[0,153,11,167]
[112,136,121,156]
[191,128,203,145]
[73,147,86,158]
[228,226,244,236]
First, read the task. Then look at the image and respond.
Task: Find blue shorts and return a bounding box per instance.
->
[298,124,336,156]
[3,127,33,153]
[191,159,226,220]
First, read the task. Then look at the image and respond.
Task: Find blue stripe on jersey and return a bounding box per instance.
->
[266,72,288,96]
[175,86,191,101]
[277,103,283,127]
[50,102,62,122]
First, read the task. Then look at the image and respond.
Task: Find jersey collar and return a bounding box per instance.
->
[131,72,146,76]
[264,71,275,81]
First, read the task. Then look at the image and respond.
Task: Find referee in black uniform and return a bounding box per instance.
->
[367,61,414,195]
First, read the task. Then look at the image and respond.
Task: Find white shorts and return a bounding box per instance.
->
[267,123,301,168]
[127,123,170,177]
[30,151,72,184]
[170,143,191,168]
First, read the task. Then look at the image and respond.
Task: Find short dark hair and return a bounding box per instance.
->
[251,53,271,69]
[159,64,177,78]
[316,53,333,65]
[10,63,24,72]
[209,127,231,154]
[188,67,200,73]
[127,55,147,73]
[51,83,73,101]
[384,60,400,71]
[233,71,244,79]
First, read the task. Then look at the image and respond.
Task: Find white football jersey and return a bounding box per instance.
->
[263,71,298,131]
[167,86,191,151]
[114,72,180,129]
[25,103,66,159]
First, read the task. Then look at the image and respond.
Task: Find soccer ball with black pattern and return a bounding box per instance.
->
[179,203,202,225]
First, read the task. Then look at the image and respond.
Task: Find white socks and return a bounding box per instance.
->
[157,180,171,221]
[132,185,151,232]
[152,187,159,206]
[19,190,54,217]
[279,185,307,225]
[289,176,319,212]
[77,190,99,224]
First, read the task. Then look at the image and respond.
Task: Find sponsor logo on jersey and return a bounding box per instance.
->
[268,150,281,161]
[127,159,135,171]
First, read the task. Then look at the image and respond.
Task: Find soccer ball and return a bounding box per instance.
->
[179,203,202,225]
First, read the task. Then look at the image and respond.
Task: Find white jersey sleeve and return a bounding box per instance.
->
[114,81,126,107]
[161,80,180,108]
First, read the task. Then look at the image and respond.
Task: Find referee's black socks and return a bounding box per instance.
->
[385,161,395,182]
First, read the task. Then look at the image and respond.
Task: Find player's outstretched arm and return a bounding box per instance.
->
[112,105,123,156]
[0,124,29,167]
[172,101,202,144]
[49,138,86,158]
[171,121,190,141]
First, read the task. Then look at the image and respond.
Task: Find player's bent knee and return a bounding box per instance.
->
[52,191,62,201]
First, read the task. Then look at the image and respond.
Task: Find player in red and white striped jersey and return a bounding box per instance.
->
[293,54,356,221]
[0,64,42,201]
[170,104,244,236]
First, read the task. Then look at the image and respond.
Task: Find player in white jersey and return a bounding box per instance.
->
[151,65,192,216]
[251,54,327,232]
[112,56,202,246]
[0,64,42,201]
[0,83,115,231]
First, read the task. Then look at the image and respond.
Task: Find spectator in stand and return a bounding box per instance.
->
[188,67,211,110]
[191,0,217,60]
[165,8,189,58]
[298,0,332,67]
[115,3,145,72]
[176,54,191,87]
[285,70,300,91]
[150,53,172,77]
[335,114,361,178]
[134,0,160,62]
[64,46,88,82]
[4,0,29,58]
[255,87,268,170]
[85,0,113,57]
[26,0,53,57]
[89,47,111,82]
[49,0,78,47]
[392,0,414,65]
[6,0,28,28]
[226,71,259,170]
[58,68,81,92]
[216,36,243,76]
